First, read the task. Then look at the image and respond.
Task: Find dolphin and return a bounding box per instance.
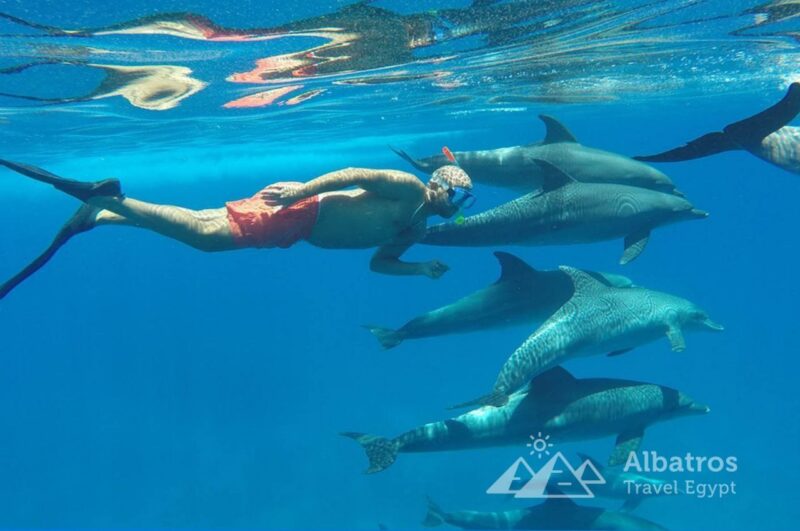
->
[392,115,678,194]
[365,252,633,349]
[635,82,800,175]
[422,160,707,264]
[455,268,723,410]
[455,266,723,407]
[576,453,675,512]
[422,496,668,530]
[343,367,709,473]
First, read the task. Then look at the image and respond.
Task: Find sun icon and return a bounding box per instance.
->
[526,432,554,459]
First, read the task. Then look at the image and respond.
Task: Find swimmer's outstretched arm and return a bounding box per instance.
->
[370,240,449,279]
[262,167,424,205]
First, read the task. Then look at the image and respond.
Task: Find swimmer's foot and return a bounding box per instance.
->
[0,159,122,202]
[0,204,99,300]
[60,202,100,236]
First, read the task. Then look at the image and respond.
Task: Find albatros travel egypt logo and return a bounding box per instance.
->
[487,433,606,499]
[486,433,738,500]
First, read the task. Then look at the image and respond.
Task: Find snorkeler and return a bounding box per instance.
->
[0,150,474,299]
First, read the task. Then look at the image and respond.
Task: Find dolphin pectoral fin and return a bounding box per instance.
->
[633,132,737,162]
[609,427,644,467]
[666,324,686,352]
[620,229,651,265]
[621,497,644,512]
[449,390,508,409]
[607,348,633,357]
[531,159,578,192]
[594,272,635,288]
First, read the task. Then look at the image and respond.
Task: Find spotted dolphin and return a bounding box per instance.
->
[343,367,709,473]
[393,115,678,194]
[422,160,707,264]
[456,268,722,409]
[365,252,633,349]
[635,83,800,174]
[576,453,675,512]
[422,496,668,530]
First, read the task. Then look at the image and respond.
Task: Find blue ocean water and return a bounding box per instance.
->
[0,1,799,529]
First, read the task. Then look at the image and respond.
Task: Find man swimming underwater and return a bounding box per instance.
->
[0,153,474,299]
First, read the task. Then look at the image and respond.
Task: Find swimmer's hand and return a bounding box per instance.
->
[261,182,305,206]
[421,260,450,279]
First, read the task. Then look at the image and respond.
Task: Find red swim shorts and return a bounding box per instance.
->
[225,184,320,248]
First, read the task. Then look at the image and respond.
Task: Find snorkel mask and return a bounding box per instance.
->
[430,146,475,224]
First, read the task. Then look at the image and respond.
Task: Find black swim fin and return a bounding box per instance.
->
[0,159,122,201]
[0,204,96,300]
[635,82,800,162]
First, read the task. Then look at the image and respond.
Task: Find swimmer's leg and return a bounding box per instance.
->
[0,159,237,249]
[88,196,237,252]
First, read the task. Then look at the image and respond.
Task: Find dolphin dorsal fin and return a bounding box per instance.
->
[533,159,577,192]
[529,366,577,395]
[540,115,578,144]
[539,494,577,510]
[494,251,537,282]
[559,266,612,294]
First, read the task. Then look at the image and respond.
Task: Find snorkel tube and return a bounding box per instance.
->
[442,146,457,165]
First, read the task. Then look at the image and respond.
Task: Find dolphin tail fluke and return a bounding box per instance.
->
[0,204,97,300]
[341,432,399,474]
[448,390,508,410]
[389,146,433,174]
[635,83,800,162]
[422,497,445,527]
[363,325,403,349]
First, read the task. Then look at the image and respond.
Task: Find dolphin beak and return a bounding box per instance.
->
[691,208,709,219]
[703,318,724,331]
[691,403,711,414]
